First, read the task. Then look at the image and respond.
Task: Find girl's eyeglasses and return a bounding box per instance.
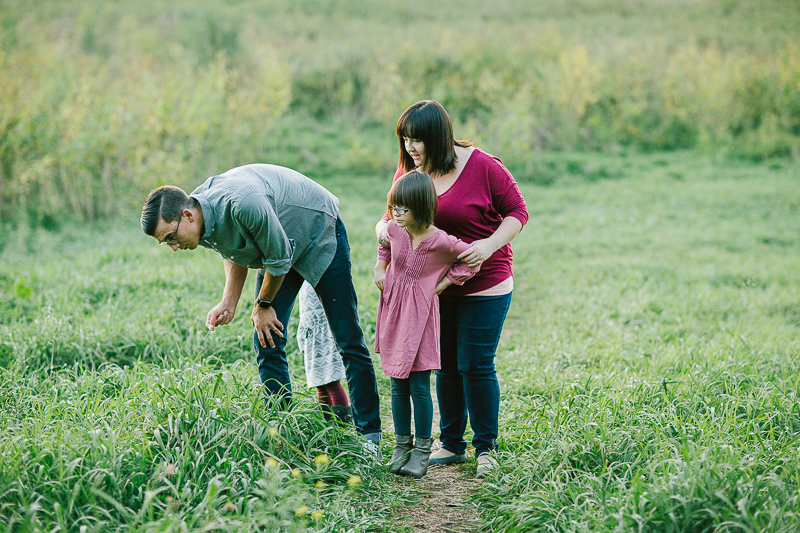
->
[388,205,410,215]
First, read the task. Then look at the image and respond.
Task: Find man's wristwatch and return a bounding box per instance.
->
[255,298,272,310]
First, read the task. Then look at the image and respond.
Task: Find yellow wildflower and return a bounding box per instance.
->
[268,427,279,438]
[347,475,362,487]
[291,468,301,478]
[311,511,324,521]
[313,454,330,466]
[315,480,327,489]
[295,505,309,517]
[266,458,279,468]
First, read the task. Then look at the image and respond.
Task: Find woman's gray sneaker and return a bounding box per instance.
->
[476,454,498,477]
[429,449,467,465]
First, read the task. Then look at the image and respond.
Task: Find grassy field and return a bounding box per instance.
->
[2,0,799,220]
[2,0,800,530]
[1,151,799,531]
[484,153,800,531]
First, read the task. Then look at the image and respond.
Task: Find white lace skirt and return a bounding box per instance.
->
[297,281,347,388]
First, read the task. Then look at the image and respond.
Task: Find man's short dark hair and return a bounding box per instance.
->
[141,186,192,236]
[387,170,438,228]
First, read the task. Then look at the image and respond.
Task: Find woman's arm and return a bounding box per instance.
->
[375,219,390,248]
[457,153,527,266]
[456,216,523,267]
[377,167,402,247]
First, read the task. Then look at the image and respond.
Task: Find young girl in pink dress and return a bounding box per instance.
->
[374,170,479,479]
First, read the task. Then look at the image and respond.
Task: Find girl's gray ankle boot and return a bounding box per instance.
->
[399,436,434,479]
[389,435,414,474]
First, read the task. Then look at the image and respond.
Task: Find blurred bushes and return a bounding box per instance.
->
[1,0,799,221]
[0,13,292,221]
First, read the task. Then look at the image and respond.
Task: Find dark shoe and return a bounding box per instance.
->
[389,434,414,474]
[331,405,353,426]
[399,436,434,479]
[320,404,333,422]
[429,448,467,465]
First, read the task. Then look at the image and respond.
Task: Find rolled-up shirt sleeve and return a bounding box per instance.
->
[489,161,529,227]
[444,237,479,285]
[234,193,295,276]
[445,262,479,285]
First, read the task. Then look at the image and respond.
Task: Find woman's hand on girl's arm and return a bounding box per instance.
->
[457,217,523,267]
[374,260,388,291]
[457,238,496,267]
[376,220,390,248]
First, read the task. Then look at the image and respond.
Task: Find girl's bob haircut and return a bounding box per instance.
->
[387,170,438,229]
[396,100,472,177]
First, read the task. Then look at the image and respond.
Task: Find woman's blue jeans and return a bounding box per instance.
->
[254,217,382,436]
[436,292,512,457]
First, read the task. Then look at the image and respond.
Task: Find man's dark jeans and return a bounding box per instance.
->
[254,217,382,436]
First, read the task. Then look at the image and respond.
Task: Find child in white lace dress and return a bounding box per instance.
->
[296,281,352,422]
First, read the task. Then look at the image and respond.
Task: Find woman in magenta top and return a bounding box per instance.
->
[375,100,528,476]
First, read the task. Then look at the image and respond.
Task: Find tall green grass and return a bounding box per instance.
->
[1,0,799,221]
[0,359,394,531]
[0,192,405,531]
[2,151,798,531]
[476,153,800,532]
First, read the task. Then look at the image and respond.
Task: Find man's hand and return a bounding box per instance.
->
[251,306,284,349]
[207,303,236,330]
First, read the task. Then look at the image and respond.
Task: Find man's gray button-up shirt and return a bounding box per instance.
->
[191,164,340,286]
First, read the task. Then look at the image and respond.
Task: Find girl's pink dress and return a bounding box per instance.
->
[374,221,478,379]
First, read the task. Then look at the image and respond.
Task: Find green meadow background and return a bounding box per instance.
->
[1,0,800,531]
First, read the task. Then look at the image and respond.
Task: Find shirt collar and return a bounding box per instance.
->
[191,194,216,241]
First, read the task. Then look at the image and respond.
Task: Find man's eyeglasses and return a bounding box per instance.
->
[388,205,410,215]
[158,217,181,246]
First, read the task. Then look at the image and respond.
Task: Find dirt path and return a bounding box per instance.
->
[384,391,485,532]
[391,461,483,532]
